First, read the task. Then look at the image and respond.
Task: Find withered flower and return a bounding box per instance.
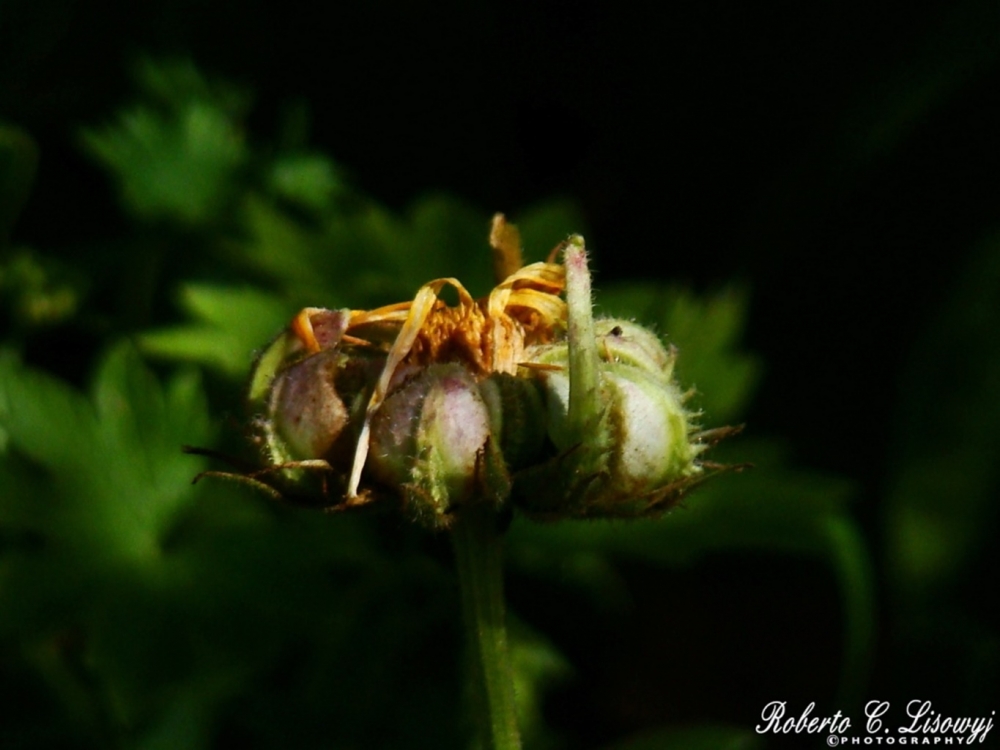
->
[195,215,739,527]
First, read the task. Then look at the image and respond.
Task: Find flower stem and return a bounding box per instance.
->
[562,236,599,442]
[451,504,521,750]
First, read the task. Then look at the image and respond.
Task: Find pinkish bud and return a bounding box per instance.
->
[367,363,505,528]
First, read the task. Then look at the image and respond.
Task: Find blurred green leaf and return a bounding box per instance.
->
[133,57,251,116]
[0,122,39,243]
[234,191,502,311]
[242,192,493,300]
[0,347,102,476]
[1,347,213,737]
[885,230,1000,596]
[267,152,347,214]
[139,284,293,376]
[510,617,571,750]
[0,249,83,328]
[509,438,854,573]
[236,193,332,295]
[81,59,249,226]
[89,345,210,547]
[0,344,208,561]
[82,103,247,225]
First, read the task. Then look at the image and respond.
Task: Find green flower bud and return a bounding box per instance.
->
[522,340,700,516]
[595,318,677,377]
[269,347,349,462]
[248,308,351,409]
[246,308,385,496]
[512,240,733,519]
[368,363,509,528]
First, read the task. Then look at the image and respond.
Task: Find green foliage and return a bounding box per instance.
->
[80,59,251,226]
[139,284,293,377]
[0,344,206,560]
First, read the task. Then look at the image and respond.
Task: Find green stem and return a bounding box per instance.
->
[562,236,599,442]
[451,505,522,750]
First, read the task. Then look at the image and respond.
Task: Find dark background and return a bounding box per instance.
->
[3,0,998,746]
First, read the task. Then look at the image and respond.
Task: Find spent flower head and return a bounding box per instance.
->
[193,215,741,527]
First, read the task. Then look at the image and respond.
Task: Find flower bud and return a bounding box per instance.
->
[595,318,677,378]
[248,308,384,490]
[367,363,509,528]
[516,330,700,517]
[269,347,349,462]
[512,240,728,519]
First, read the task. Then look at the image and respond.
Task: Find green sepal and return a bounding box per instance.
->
[478,373,548,470]
[248,328,300,408]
